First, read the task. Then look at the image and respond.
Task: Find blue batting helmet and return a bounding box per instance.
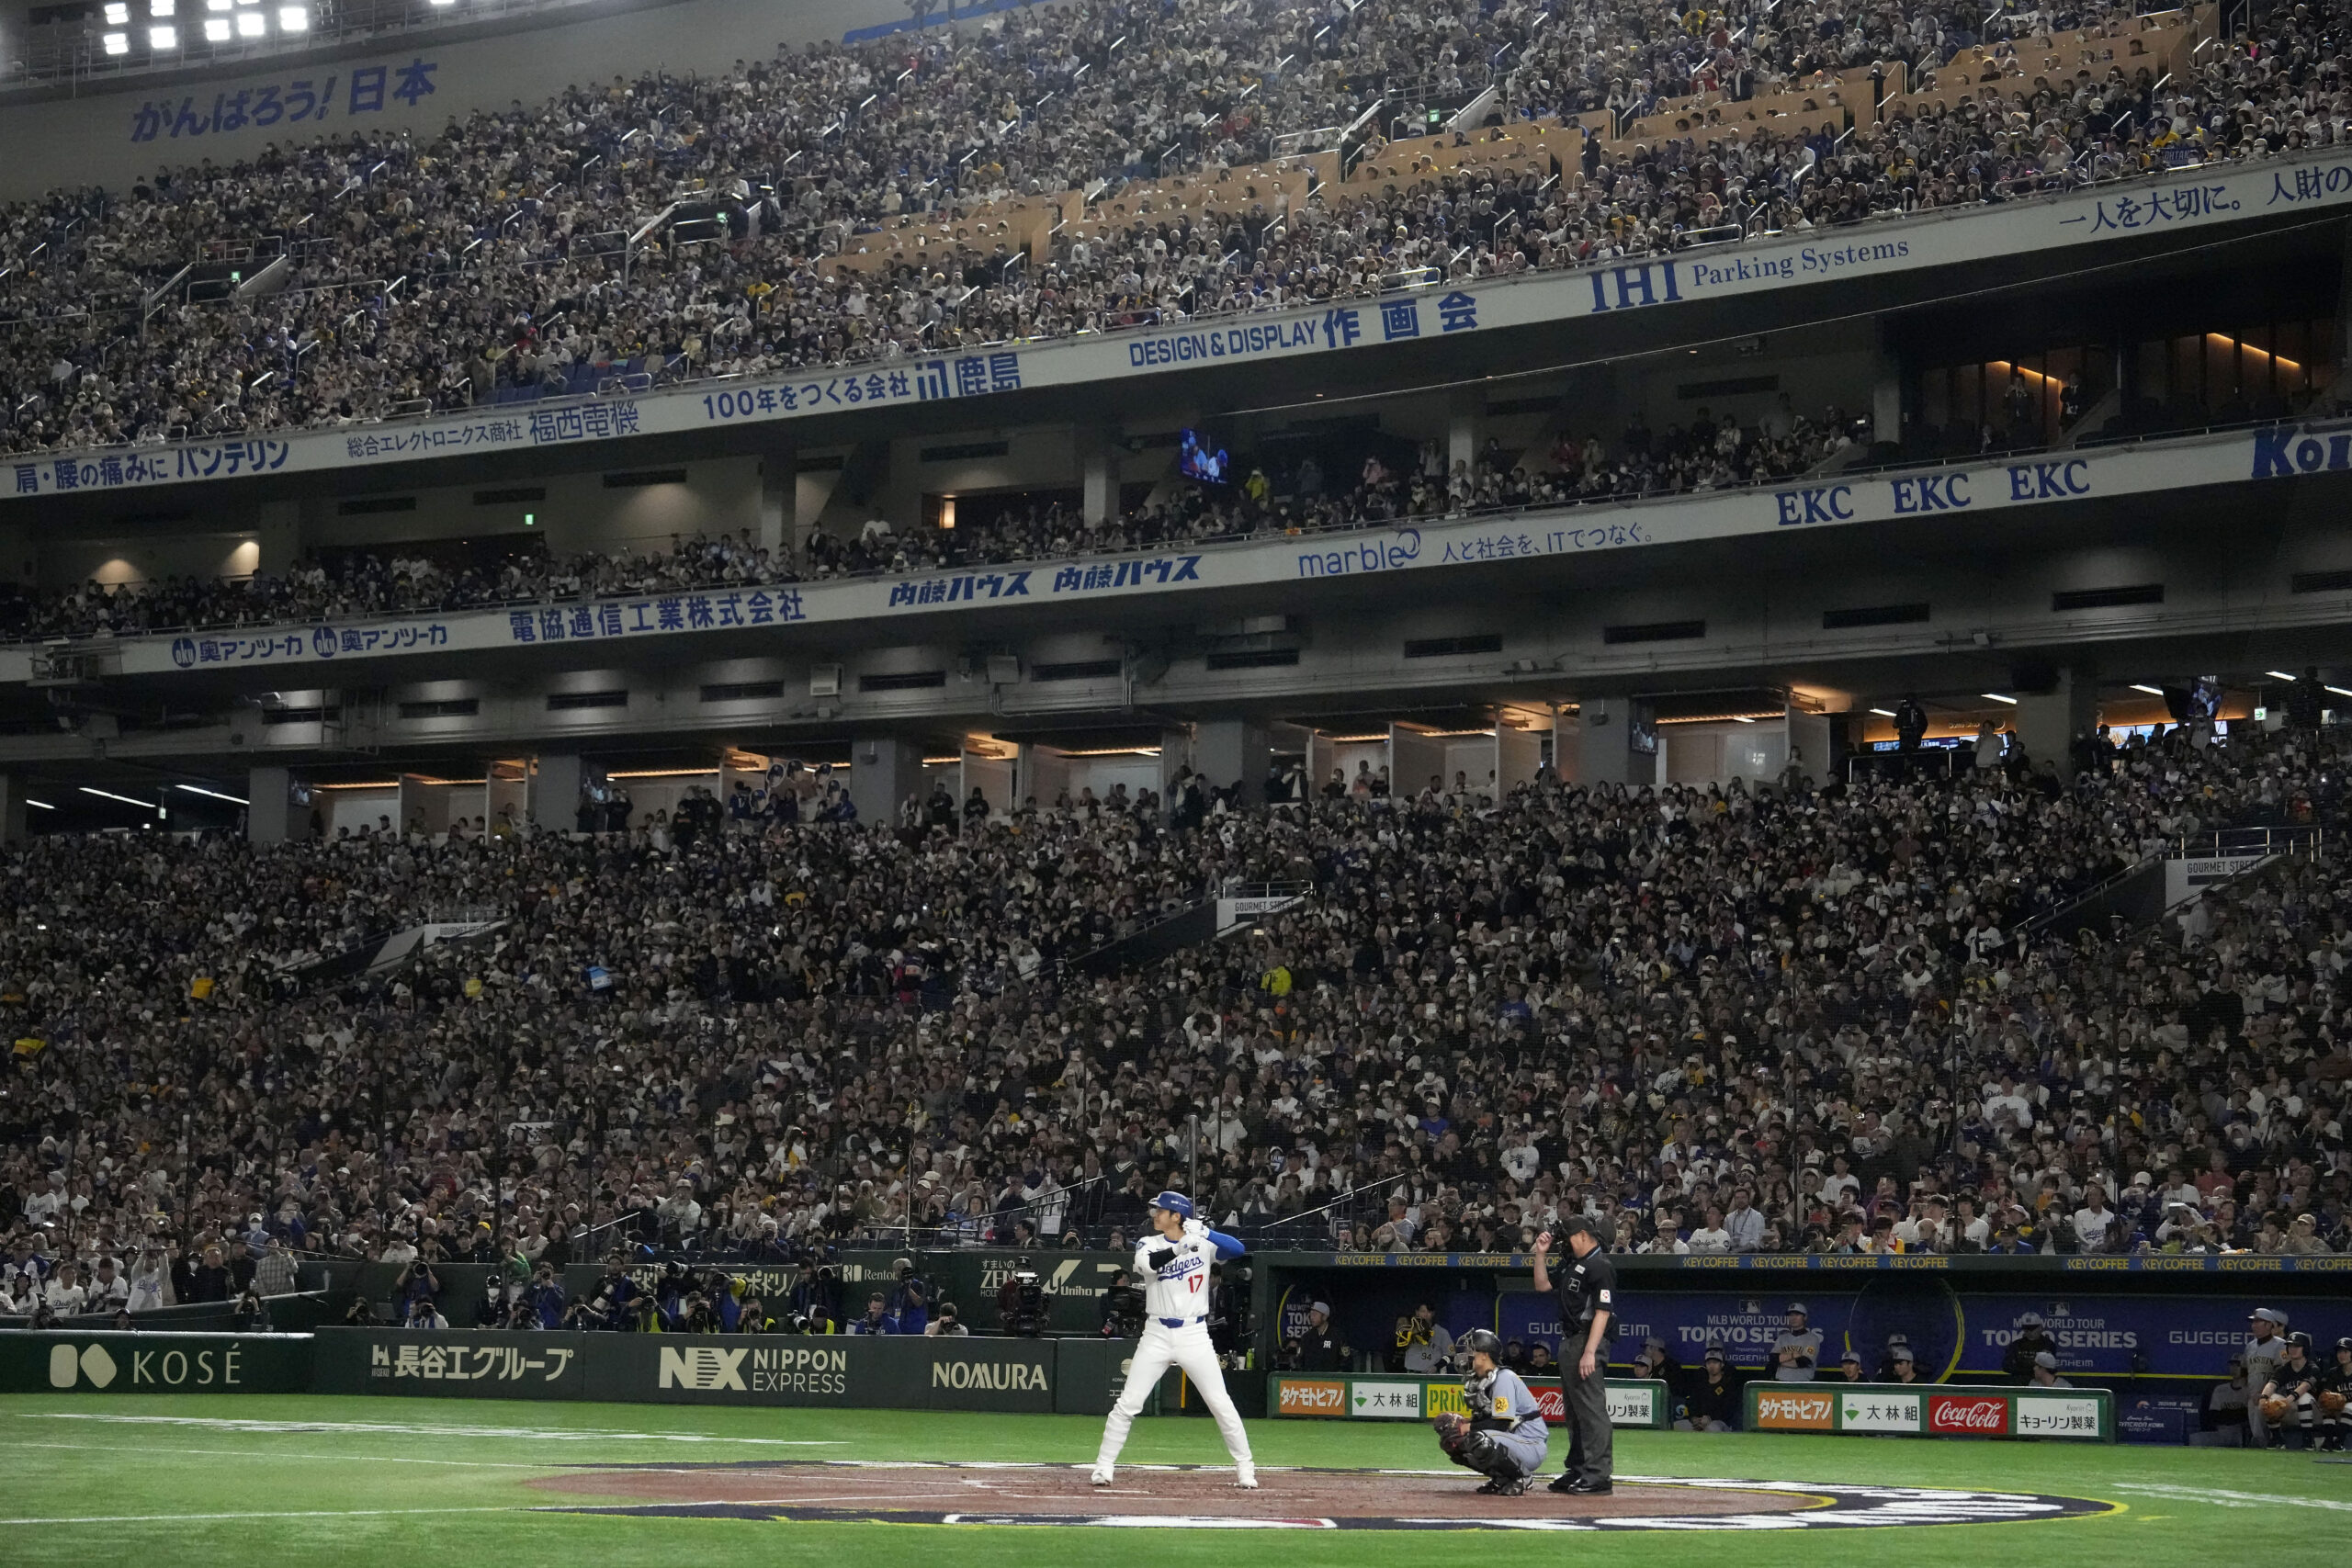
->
[1148,1190,1194,1220]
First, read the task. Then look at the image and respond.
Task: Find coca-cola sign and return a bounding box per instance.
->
[1928,1394,2010,1435]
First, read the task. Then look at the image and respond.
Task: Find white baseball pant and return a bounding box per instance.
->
[1094,1319,1254,1477]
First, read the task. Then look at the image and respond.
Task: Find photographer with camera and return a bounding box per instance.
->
[924,1302,969,1337]
[885,1257,931,1336]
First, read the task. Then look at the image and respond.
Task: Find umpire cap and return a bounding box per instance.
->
[1460,1328,1502,1359]
[1148,1190,1194,1220]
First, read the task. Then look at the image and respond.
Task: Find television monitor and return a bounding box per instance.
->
[1177,428,1229,483]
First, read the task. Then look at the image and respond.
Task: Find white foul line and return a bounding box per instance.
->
[2113,1483,2352,1513]
[17,1413,844,1445]
[1,1439,554,1469]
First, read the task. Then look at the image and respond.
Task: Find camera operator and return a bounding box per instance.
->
[999,1258,1046,1337]
[924,1302,970,1337]
[1101,1269,1146,1339]
[886,1257,931,1336]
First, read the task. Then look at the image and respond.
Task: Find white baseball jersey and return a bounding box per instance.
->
[1136,1226,1225,1321]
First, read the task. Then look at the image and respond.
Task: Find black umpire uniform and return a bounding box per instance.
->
[1539,1217,1616,1494]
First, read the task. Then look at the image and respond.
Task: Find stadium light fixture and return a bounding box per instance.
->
[102,28,130,51]
[206,0,229,9]
[80,786,156,810]
[1869,708,1894,717]
[150,0,175,16]
[1982,693,2018,705]
[175,784,250,806]
[23,798,53,810]
[2328,686,2352,699]
[428,0,457,6]
[103,2,129,20]
[277,5,307,27]
[2265,670,2298,682]
[150,23,176,46]
[203,15,229,35]
[235,9,263,33]
[2129,683,2164,695]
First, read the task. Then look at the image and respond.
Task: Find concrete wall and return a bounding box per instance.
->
[0,0,1034,201]
[300,457,763,562]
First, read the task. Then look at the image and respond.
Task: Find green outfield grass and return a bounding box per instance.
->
[0,1393,2344,1568]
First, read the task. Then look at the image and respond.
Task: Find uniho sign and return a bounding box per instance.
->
[1928,1394,2009,1435]
[932,1359,1048,1391]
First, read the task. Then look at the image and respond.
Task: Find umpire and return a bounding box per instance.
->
[1532,1217,1615,1495]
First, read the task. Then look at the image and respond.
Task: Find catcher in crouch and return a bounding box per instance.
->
[1434,1328,1549,1495]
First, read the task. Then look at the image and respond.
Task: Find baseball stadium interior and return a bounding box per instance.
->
[0,0,2350,1558]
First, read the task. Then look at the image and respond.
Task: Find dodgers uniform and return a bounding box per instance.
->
[1092,1213,1257,1485]
[1460,1366,1550,1482]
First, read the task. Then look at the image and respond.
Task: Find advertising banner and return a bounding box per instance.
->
[0,1331,312,1394]
[313,1328,588,1398]
[1747,1382,2114,1439]
[1348,1380,1424,1419]
[1755,1387,1838,1430]
[1835,1388,1926,1433]
[1269,1375,1668,1428]
[1928,1393,2013,1436]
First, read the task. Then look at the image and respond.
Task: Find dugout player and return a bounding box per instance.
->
[2318,1337,2351,1451]
[1091,1191,1258,1489]
[2256,1332,2322,1449]
[1531,1217,1614,1495]
[1435,1328,1549,1495]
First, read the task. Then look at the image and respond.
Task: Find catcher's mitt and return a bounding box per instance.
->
[1434,1412,1472,1455]
[2321,1391,2347,1416]
[2259,1394,2294,1423]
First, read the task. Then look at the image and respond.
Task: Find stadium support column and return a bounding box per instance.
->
[245,766,306,844]
[530,754,584,834]
[2014,669,2098,774]
[0,775,29,844]
[1574,698,1655,786]
[758,445,797,557]
[1193,719,1270,801]
[1786,705,1837,785]
[1081,429,1121,525]
[1873,324,1904,444]
[1448,400,1480,474]
[849,735,924,825]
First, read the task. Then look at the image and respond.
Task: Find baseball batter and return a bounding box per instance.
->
[1091,1190,1258,1488]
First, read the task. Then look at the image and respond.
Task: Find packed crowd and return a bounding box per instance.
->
[2,714,2346,1327]
[0,400,1853,639]
[3,0,2343,457]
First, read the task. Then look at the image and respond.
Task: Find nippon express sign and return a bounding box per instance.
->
[658,1344,851,1398]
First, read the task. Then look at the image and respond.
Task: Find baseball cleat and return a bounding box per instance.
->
[1233,1470,1260,1489]
[1090,1470,1114,1486]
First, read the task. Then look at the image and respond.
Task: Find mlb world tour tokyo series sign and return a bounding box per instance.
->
[10,146,2352,505]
